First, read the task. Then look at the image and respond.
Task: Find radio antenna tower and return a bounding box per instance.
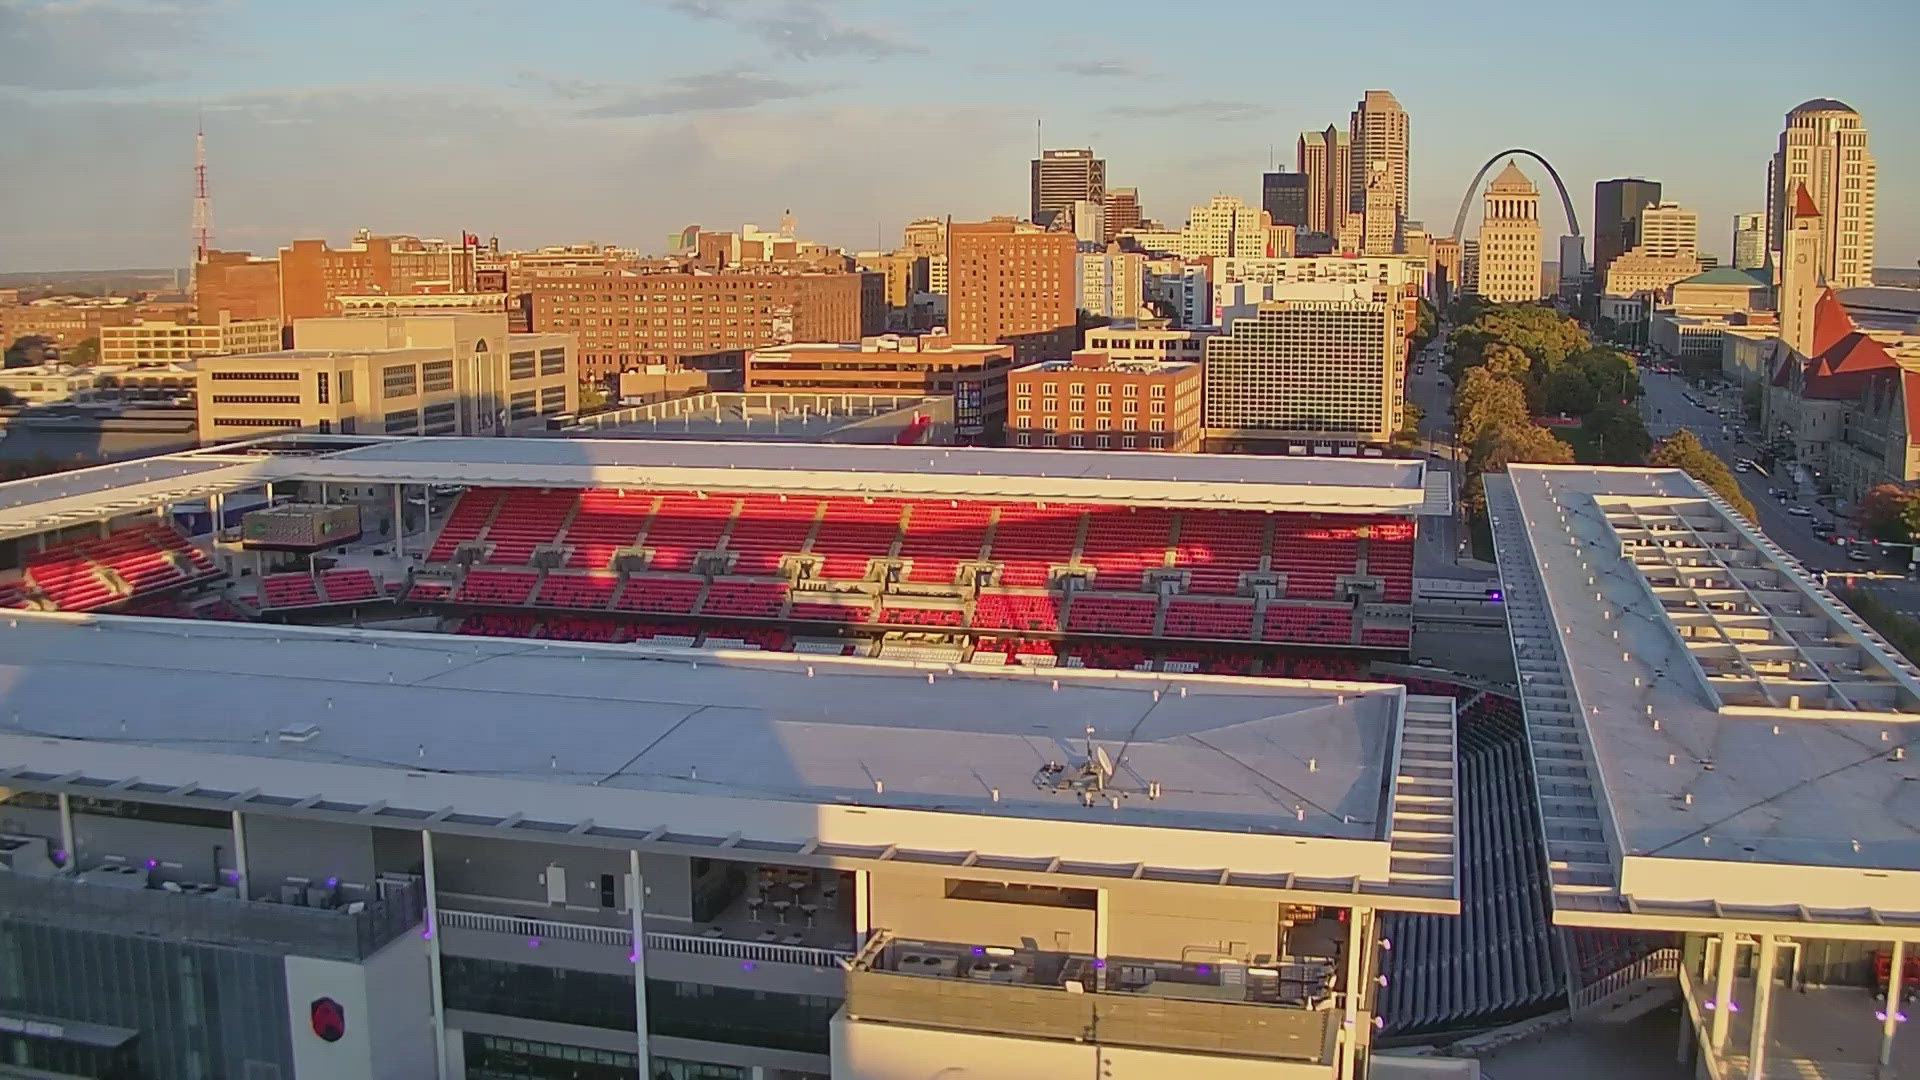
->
[193,120,210,264]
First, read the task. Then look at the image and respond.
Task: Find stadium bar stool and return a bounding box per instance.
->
[819,881,839,908]
[745,895,764,922]
[771,899,792,923]
[783,933,805,946]
[801,903,819,927]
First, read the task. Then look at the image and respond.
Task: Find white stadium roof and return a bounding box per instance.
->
[1487,465,1920,938]
[0,435,1448,542]
[0,613,1460,913]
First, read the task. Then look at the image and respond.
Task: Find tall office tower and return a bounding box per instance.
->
[1361,165,1400,255]
[947,219,1076,362]
[1076,244,1148,320]
[1766,99,1875,287]
[1261,170,1310,228]
[1202,297,1399,448]
[1430,235,1462,307]
[1460,239,1480,296]
[1476,161,1541,302]
[1634,202,1699,259]
[1558,236,1587,297]
[1296,125,1351,236]
[1349,89,1409,219]
[1592,179,1662,285]
[1030,149,1106,230]
[1103,187,1143,238]
[1732,212,1767,270]
[902,218,946,258]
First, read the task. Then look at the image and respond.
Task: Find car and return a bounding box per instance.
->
[1849,550,1873,562]
[1787,506,1813,517]
[1415,657,1436,667]
[1735,461,1751,472]
[1812,523,1836,537]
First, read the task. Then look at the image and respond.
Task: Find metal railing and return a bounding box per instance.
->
[437,909,854,969]
[1570,947,1681,1013]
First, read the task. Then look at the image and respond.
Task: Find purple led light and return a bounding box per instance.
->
[1093,959,1106,969]
[326,877,339,888]
[51,849,66,866]
[145,859,158,869]
[528,938,541,949]
[628,953,639,964]
[741,961,756,971]
[421,928,434,941]
[972,947,985,957]
[1704,1000,1716,1010]
[1197,964,1212,976]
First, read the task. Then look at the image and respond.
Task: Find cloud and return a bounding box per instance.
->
[1058,58,1149,78]
[665,0,922,60]
[1105,100,1267,123]
[0,0,208,90]
[571,70,830,119]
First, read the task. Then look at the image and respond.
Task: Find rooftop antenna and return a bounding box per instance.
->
[193,116,210,266]
[1036,118,1042,159]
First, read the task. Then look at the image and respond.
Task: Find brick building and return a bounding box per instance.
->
[947,219,1077,363]
[529,269,882,382]
[193,249,283,325]
[1007,350,1203,452]
[278,232,477,322]
[0,302,139,350]
[745,333,1015,441]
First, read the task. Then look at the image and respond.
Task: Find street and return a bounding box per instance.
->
[1637,368,1920,616]
[1407,338,1475,576]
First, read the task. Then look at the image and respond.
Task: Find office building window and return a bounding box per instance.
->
[540,348,567,376]
[421,402,458,435]
[339,371,354,404]
[384,409,418,434]
[509,352,537,380]
[382,364,417,399]
[316,371,330,404]
[509,391,538,420]
[422,361,454,393]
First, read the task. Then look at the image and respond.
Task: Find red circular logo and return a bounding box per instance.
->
[310,997,346,1042]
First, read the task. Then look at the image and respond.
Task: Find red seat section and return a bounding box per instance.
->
[537,573,618,610]
[260,573,322,609]
[972,592,1061,631]
[645,493,734,572]
[701,580,788,618]
[614,575,703,615]
[562,489,655,570]
[880,605,965,627]
[1081,508,1174,590]
[1359,626,1413,647]
[1261,604,1352,644]
[987,504,1084,588]
[1174,510,1266,595]
[811,499,904,580]
[453,569,538,606]
[320,568,378,603]
[20,522,218,612]
[1163,597,1254,640]
[1270,515,1362,600]
[899,501,993,585]
[1368,519,1416,602]
[1065,594,1157,635]
[483,489,578,565]
[727,494,818,576]
[427,489,502,562]
[406,580,452,602]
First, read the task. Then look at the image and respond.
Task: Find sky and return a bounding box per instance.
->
[0,0,1916,273]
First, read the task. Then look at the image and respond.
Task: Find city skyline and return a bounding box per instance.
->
[0,0,1914,272]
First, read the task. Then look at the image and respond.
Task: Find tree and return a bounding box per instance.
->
[66,337,99,366]
[1481,342,1532,380]
[1453,367,1530,448]
[1582,401,1652,465]
[1649,430,1757,520]
[1855,484,1920,543]
[1461,421,1575,516]
[4,336,55,369]
[1411,297,1438,355]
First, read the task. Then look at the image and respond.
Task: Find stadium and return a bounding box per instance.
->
[0,440,1912,1079]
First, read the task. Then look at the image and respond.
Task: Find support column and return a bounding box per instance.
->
[1339,905,1371,1080]
[208,491,224,539]
[853,869,871,946]
[56,792,75,874]
[629,850,650,1069]
[230,810,250,900]
[422,830,448,1080]
[1883,939,1908,1072]
[1711,931,1737,1055]
[1746,934,1779,1079]
[1093,889,1108,963]
[392,484,406,559]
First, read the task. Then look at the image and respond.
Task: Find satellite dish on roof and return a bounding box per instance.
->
[1094,744,1115,783]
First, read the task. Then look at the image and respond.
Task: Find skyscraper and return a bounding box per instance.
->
[1297,125,1351,237]
[1183,195,1267,259]
[1103,187,1143,238]
[948,219,1076,362]
[1349,90,1409,220]
[1633,203,1699,259]
[1029,149,1105,230]
[1476,160,1541,302]
[1592,179,1662,285]
[1732,213,1766,270]
[1766,99,1875,288]
[1361,166,1399,256]
[1261,171,1310,228]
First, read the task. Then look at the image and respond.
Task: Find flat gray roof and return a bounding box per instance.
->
[1488,466,1920,926]
[0,613,1396,839]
